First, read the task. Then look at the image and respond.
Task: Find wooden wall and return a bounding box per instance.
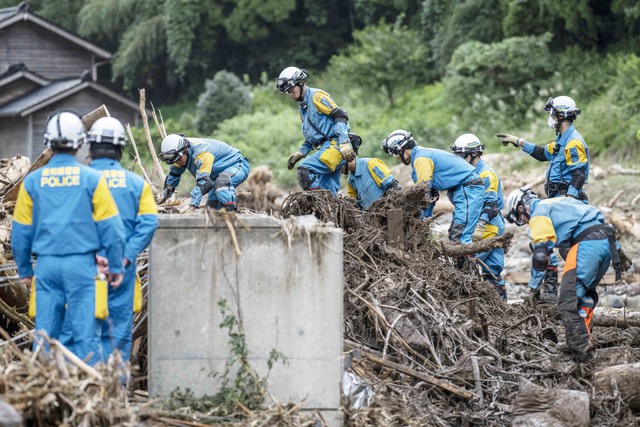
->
[0,21,93,79]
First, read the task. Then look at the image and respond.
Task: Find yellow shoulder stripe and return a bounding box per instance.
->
[414,157,434,184]
[312,90,337,116]
[546,142,556,155]
[479,170,498,193]
[529,216,557,245]
[92,177,120,222]
[138,182,159,215]
[347,182,357,199]
[564,139,587,165]
[13,183,33,225]
[367,158,392,187]
[195,151,215,175]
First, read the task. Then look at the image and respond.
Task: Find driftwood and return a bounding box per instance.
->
[1,149,53,204]
[512,379,590,427]
[0,156,30,197]
[593,314,640,329]
[593,362,640,410]
[440,231,514,256]
[81,104,110,130]
[345,341,476,400]
[138,89,165,183]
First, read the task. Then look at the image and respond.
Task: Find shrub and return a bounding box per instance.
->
[195,71,252,135]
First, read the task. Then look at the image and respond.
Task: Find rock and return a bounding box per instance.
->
[610,297,625,309]
[0,398,23,427]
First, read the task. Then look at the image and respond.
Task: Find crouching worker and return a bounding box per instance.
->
[505,188,623,363]
[159,134,250,212]
[382,129,485,244]
[11,110,126,366]
[343,135,401,209]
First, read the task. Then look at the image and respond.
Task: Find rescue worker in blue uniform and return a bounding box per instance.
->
[382,129,485,244]
[276,66,355,195]
[450,134,507,300]
[159,134,250,212]
[343,136,400,209]
[85,117,158,362]
[498,96,588,298]
[11,110,126,366]
[505,188,623,363]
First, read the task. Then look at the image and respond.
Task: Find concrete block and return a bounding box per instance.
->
[148,214,344,417]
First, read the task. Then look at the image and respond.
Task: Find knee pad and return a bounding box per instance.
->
[297,167,313,190]
[214,173,232,191]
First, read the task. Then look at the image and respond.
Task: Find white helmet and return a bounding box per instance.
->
[505,187,537,226]
[450,133,484,156]
[544,96,580,120]
[159,134,190,164]
[87,117,127,146]
[275,66,308,93]
[43,110,86,149]
[381,129,415,156]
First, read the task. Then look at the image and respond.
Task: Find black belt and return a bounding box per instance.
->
[462,178,484,187]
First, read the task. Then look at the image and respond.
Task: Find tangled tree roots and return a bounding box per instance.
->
[282,189,640,426]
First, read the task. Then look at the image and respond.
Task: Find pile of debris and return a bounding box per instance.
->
[1,138,640,425]
[282,188,640,426]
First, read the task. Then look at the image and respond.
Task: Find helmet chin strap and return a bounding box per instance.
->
[295,84,305,102]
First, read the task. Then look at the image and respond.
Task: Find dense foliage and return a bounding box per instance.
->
[3,0,640,185]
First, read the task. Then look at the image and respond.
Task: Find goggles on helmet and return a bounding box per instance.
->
[159,148,186,164]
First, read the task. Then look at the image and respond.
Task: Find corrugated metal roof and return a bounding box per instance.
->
[0,78,82,117]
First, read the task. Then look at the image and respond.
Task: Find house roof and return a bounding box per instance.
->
[0,2,112,59]
[0,77,139,117]
[0,63,50,87]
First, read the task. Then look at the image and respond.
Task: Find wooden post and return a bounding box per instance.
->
[387,208,403,248]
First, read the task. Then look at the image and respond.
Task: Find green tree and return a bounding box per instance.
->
[195,71,252,135]
[330,20,428,107]
[444,34,554,123]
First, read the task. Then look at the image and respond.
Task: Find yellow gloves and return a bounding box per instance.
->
[496,133,523,148]
[287,152,304,170]
[337,143,356,162]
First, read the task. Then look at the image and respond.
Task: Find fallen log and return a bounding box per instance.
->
[82,104,110,129]
[512,378,590,426]
[593,314,640,329]
[440,232,514,256]
[593,362,640,410]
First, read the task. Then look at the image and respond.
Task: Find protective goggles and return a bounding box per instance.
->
[275,78,295,93]
[159,148,186,164]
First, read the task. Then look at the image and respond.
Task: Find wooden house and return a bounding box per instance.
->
[0,2,141,159]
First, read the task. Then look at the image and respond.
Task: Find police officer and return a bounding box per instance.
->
[497,96,589,201]
[11,110,126,365]
[159,134,250,212]
[276,66,355,195]
[86,117,158,362]
[498,96,588,296]
[382,129,485,244]
[450,134,507,300]
[505,188,622,363]
[344,155,400,210]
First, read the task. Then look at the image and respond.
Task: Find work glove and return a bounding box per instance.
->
[287,152,304,170]
[496,133,523,148]
[472,220,486,242]
[337,143,356,162]
[180,205,197,214]
[157,185,175,204]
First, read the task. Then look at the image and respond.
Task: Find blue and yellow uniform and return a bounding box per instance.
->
[295,87,350,195]
[11,153,126,365]
[410,146,485,243]
[346,158,397,209]
[528,197,618,361]
[165,138,250,210]
[521,124,589,200]
[92,158,157,361]
[474,159,506,287]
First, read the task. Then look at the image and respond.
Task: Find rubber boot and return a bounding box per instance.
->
[540,266,558,302]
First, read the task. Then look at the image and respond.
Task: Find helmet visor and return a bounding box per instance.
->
[275,78,294,93]
[159,149,184,164]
